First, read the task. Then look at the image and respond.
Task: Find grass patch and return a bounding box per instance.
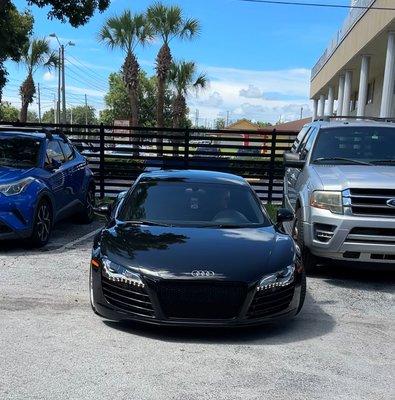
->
[264,203,279,221]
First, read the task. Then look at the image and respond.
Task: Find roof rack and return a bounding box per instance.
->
[0,123,68,141]
[314,116,395,123]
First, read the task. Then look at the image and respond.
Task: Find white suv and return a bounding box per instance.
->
[283,118,395,270]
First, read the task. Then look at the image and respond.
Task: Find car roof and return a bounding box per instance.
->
[139,169,248,185]
[306,119,395,130]
[0,130,63,141]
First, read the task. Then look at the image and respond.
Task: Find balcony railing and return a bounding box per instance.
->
[311,0,375,80]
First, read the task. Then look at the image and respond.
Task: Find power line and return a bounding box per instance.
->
[65,58,109,91]
[239,0,395,10]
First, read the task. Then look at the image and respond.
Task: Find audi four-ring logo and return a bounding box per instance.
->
[191,270,215,277]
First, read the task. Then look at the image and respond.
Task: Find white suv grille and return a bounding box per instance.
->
[344,189,395,217]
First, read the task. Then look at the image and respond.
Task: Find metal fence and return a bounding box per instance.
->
[0,122,298,203]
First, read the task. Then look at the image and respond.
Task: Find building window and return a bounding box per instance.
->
[367,80,375,104]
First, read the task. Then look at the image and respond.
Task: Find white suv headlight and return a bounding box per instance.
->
[257,265,295,291]
[0,177,35,196]
[310,191,343,214]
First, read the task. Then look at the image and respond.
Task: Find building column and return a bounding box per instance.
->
[318,94,326,117]
[337,75,345,116]
[312,98,318,121]
[380,31,395,118]
[327,86,335,116]
[342,70,353,117]
[357,55,370,117]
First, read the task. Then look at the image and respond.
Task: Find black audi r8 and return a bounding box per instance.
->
[90,170,306,327]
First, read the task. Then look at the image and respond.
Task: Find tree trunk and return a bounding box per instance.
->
[155,43,172,155]
[172,94,186,155]
[122,52,140,155]
[19,73,35,123]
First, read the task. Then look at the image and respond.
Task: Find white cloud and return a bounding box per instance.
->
[43,71,55,81]
[188,65,312,124]
[239,84,263,99]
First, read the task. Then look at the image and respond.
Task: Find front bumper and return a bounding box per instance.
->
[0,193,36,240]
[303,206,395,264]
[90,265,302,327]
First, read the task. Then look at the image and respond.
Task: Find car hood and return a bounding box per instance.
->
[311,165,395,190]
[0,166,35,183]
[100,224,294,283]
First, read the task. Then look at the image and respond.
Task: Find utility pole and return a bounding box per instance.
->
[70,107,73,133]
[195,109,199,127]
[57,47,61,124]
[61,44,66,124]
[300,106,303,120]
[37,83,42,123]
[50,34,75,125]
[53,94,57,123]
[226,111,230,127]
[85,94,88,135]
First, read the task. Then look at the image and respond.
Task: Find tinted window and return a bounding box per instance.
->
[300,129,316,160]
[0,137,41,168]
[119,181,269,227]
[46,141,65,164]
[311,127,395,164]
[291,126,310,153]
[60,142,74,161]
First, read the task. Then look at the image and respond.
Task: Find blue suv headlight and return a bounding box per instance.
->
[102,257,145,288]
[257,265,295,291]
[0,177,35,196]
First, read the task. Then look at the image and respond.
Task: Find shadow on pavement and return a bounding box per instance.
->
[0,219,102,254]
[103,292,335,345]
[309,263,395,294]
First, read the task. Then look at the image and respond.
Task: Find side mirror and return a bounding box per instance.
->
[276,208,294,226]
[94,203,112,220]
[284,152,305,168]
[46,158,62,171]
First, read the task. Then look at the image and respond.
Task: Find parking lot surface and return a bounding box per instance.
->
[0,220,394,400]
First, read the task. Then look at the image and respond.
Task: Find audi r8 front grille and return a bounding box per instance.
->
[101,275,154,318]
[156,281,247,319]
[247,284,295,319]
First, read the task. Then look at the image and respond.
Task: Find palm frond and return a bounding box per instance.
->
[180,18,200,40]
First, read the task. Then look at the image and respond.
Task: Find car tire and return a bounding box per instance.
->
[30,199,53,248]
[296,270,306,315]
[293,208,317,272]
[79,185,95,224]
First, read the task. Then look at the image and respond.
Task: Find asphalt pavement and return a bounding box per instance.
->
[0,220,394,400]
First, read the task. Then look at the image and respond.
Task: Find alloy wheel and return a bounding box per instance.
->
[36,203,51,242]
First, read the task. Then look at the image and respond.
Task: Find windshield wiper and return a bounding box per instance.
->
[312,157,373,166]
[370,159,395,165]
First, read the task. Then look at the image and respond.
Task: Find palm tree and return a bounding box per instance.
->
[99,10,152,127]
[168,61,207,129]
[147,2,200,129]
[18,38,57,123]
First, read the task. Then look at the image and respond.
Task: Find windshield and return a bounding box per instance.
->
[0,137,42,168]
[118,180,269,228]
[311,127,395,165]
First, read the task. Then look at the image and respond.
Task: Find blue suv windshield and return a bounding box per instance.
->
[0,137,42,168]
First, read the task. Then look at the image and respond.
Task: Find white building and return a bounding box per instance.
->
[310,0,395,119]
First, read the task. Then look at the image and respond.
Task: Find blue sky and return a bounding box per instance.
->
[3,0,350,125]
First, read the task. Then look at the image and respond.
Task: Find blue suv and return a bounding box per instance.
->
[0,129,95,247]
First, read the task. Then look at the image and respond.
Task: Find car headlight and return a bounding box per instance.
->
[0,177,35,196]
[257,265,295,291]
[101,257,145,288]
[310,191,343,214]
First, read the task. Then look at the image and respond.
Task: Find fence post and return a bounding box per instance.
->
[267,129,277,204]
[184,130,190,168]
[99,123,105,199]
